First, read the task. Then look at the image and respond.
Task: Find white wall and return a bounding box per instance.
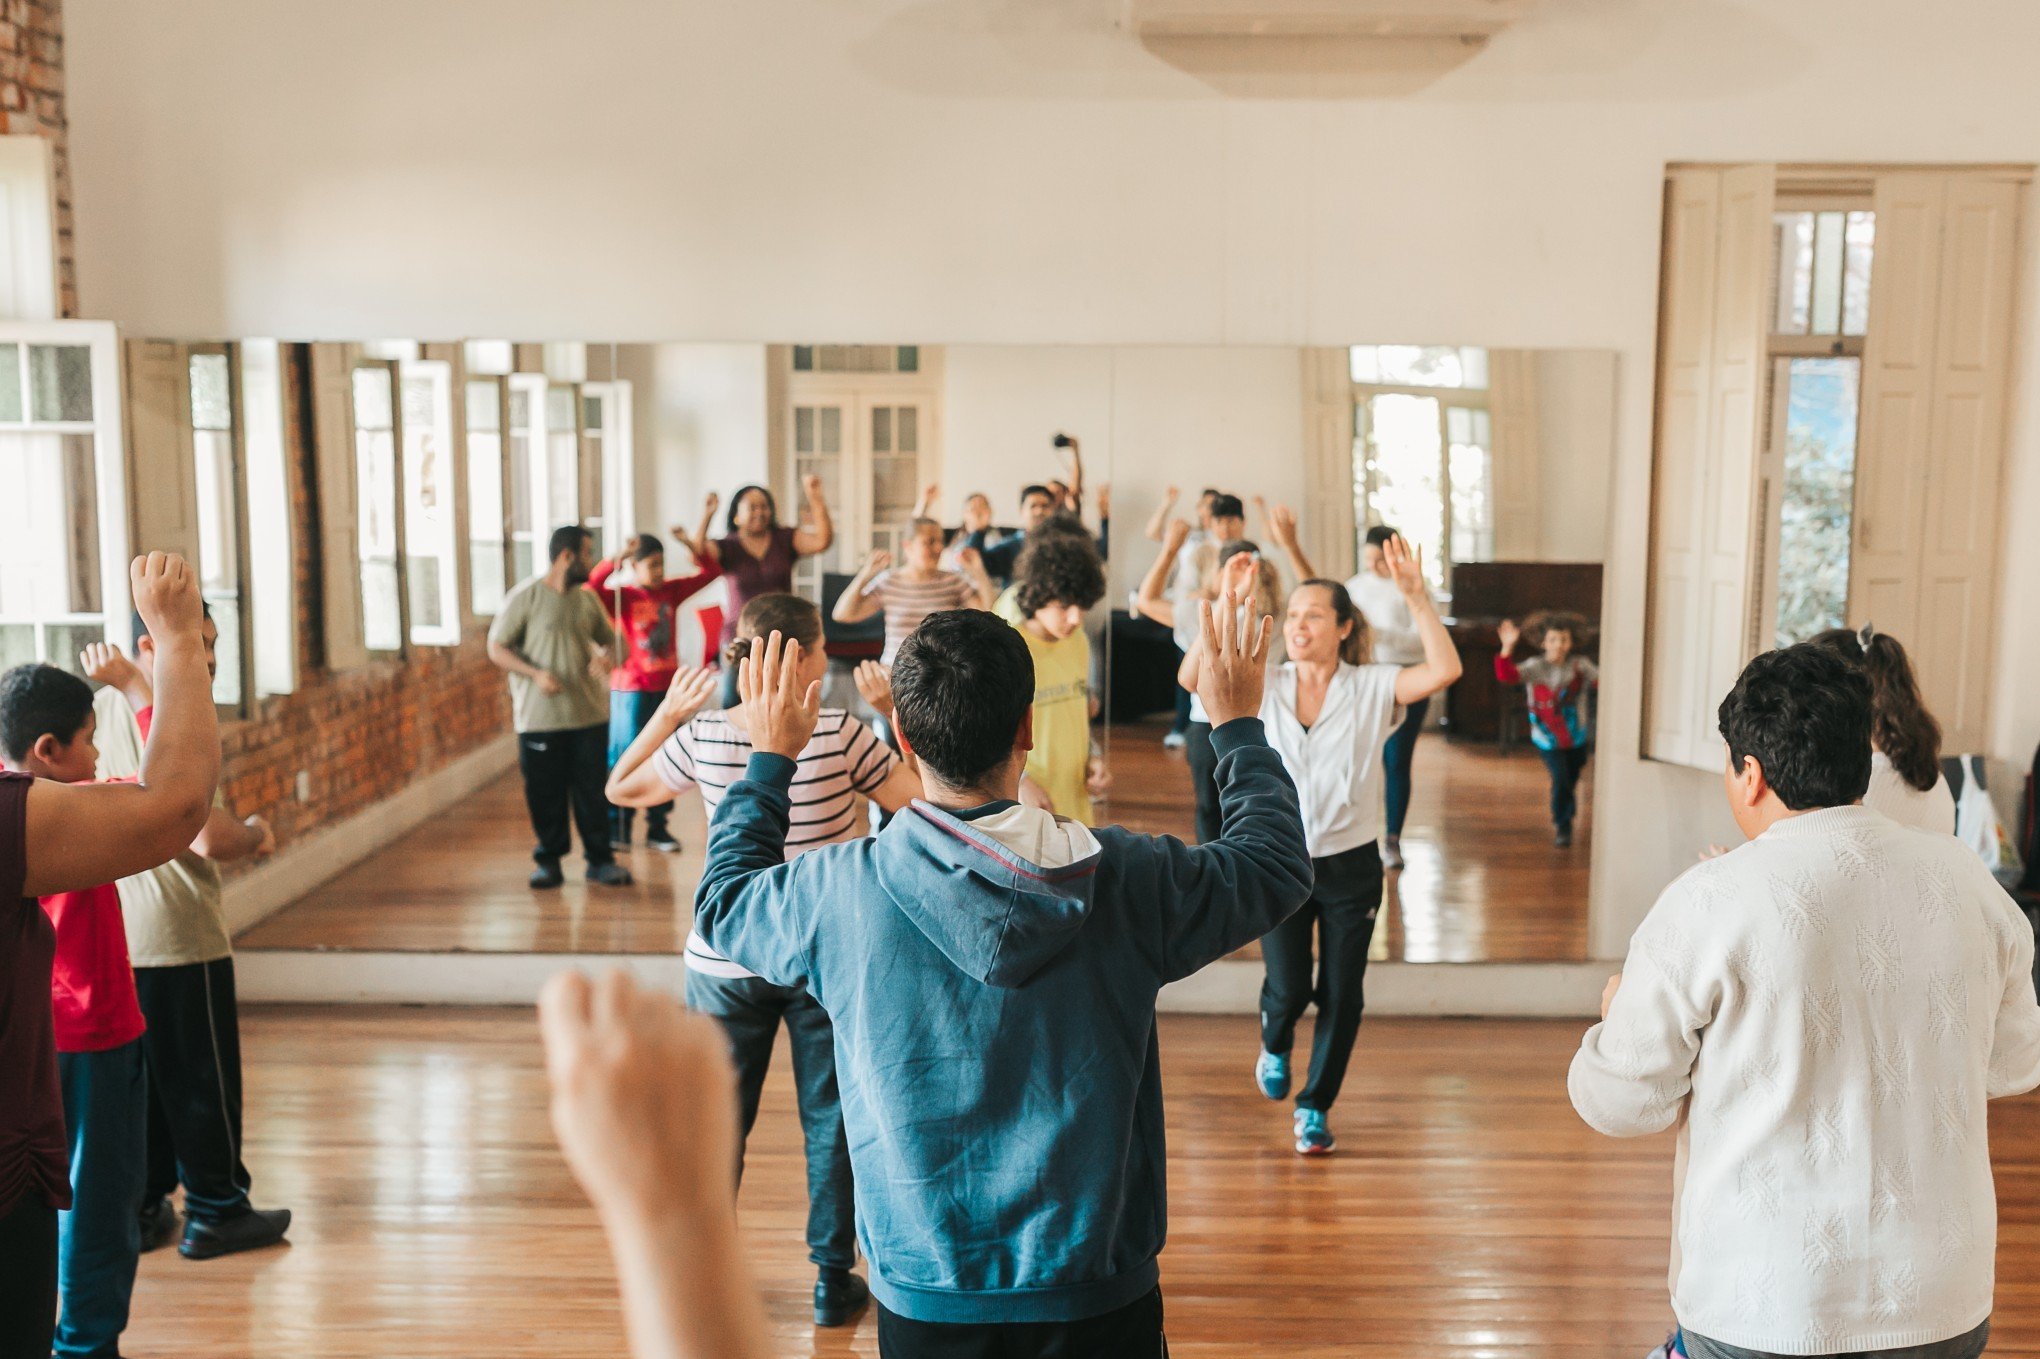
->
[941,345,1305,601]
[615,343,769,547]
[1533,350,1617,563]
[60,0,2040,955]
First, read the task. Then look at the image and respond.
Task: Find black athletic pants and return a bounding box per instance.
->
[1182,722,1220,845]
[517,723,615,867]
[876,1286,1167,1359]
[0,1194,57,1359]
[1258,841,1386,1113]
[134,958,252,1225]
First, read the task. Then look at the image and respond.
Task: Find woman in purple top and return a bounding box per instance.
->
[698,477,835,703]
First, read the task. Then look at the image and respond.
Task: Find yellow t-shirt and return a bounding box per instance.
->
[1017,622,1093,825]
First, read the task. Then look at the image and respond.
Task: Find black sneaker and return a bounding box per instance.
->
[180,1206,292,1260]
[587,862,634,887]
[529,860,565,890]
[1554,824,1574,848]
[814,1267,870,1328]
[645,831,682,854]
[138,1196,180,1253]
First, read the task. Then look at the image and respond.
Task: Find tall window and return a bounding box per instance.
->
[1350,345,1490,594]
[545,383,580,537]
[1766,204,1874,646]
[400,361,459,645]
[467,377,509,614]
[580,389,607,556]
[0,342,105,673]
[187,351,246,707]
[507,375,543,582]
[351,364,404,652]
[239,339,296,697]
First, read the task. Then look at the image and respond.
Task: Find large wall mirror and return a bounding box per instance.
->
[164,340,1615,967]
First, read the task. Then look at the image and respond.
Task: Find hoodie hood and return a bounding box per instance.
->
[876,801,1103,988]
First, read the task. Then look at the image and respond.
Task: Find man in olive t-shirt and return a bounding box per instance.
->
[486,525,632,889]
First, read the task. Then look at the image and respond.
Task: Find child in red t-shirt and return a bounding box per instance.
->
[588,532,721,852]
[0,663,147,1359]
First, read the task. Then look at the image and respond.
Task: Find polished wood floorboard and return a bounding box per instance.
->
[240,721,1590,962]
[125,1006,2040,1356]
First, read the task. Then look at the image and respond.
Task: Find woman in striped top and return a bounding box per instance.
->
[604,591,918,1329]
[832,517,995,664]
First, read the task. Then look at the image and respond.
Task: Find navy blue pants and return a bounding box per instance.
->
[57,1039,145,1359]
[1380,695,1429,840]
[1536,745,1591,831]
[607,690,672,844]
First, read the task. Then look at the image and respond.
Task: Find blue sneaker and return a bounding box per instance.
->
[1294,1107,1336,1155]
[1254,1050,1290,1101]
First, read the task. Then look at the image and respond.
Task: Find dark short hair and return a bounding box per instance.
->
[548,524,591,562]
[0,663,94,761]
[726,485,778,535]
[1364,525,1397,548]
[1209,494,1245,521]
[1019,484,1055,506]
[631,533,665,562]
[131,601,215,643]
[1717,643,1873,811]
[891,611,1034,789]
[1013,532,1106,616]
[1199,487,1222,500]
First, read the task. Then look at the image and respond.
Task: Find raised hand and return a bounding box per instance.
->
[1162,518,1191,549]
[802,473,825,501]
[916,483,940,517]
[862,549,894,577]
[1095,483,1111,519]
[737,631,821,759]
[1195,586,1274,728]
[657,666,722,726]
[957,547,986,576]
[80,642,142,693]
[1266,504,1300,548]
[131,552,204,645]
[540,968,741,1226]
[1497,618,1521,654]
[1086,757,1112,799]
[1383,533,1428,600]
[703,490,721,520]
[1161,485,1179,506]
[1219,547,1261,598]
[853,661,894,717]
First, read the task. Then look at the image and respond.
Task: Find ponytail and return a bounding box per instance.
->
[1809,627,1943,791]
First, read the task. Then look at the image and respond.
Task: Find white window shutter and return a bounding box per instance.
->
[1300,347,1356,581]
[123,339,201,566]
[1644,164,1774,770]
[1487,348,1542,560]
[310,341,369,671]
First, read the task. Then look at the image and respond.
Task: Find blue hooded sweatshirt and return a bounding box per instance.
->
[692,715,1312,1325]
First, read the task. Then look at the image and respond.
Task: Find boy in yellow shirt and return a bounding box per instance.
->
[1007,530,1109,824]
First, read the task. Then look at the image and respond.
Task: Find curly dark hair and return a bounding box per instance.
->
[1717,643,1873,810]
[1012,532,1106,617]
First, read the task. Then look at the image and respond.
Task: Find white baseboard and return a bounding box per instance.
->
[237,948,1607,1018]
[223,736,519,937]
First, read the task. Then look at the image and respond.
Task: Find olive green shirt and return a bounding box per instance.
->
[92,686,235,968]
[488,575,614,733]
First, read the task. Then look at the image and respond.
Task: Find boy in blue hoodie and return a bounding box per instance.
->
[694,594,1312,1357]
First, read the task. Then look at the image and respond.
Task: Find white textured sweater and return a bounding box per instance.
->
[1570,806,2040,1355]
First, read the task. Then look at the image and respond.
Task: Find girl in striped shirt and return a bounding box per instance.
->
[832,517,995,663]
[604,591,920,1328]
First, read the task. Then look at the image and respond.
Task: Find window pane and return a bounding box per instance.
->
[0,344,21,422]
[794,406,815,454]
[1353,345,1477,390]
[546,386,574,430]
[193,428,242,706]
[402,367,458,644]
[872,405,892,454]
[1842,211,1875,337]
[60,434,100,613]
[44,622,104,677]
[1448,418,1494,567]
[792,345,814,372]
[582,394,602,431]
[239,339,294,698]
[468,381,506,615]
[466,380,501,432]
[1457,347,1489,390]
[1774,357,1861,647]
[1348,346,1381,384]
[819,406,841,454]
[1359,392,1446,592]
[898,406,918,453]
[188,354,232,431]
[29,345,92,422]
[352,367,402,651]
[1810,211,1847,335]
[0,430,98,622]
[0,624,32,671]
[1772,211,1814,334]
[548,431,578,528]
[896,346,919,373]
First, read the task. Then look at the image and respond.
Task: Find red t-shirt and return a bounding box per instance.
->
[588,556,723,692]
[0,770,71,1214]
[42,874,146,1053]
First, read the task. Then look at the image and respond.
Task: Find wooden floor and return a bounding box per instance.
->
[124,1006,2040,1357]
[240,721,1591,962]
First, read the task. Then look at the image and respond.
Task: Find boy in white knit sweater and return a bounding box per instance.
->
[1570,643,2040,1359]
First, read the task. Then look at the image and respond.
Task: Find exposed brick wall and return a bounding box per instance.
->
[213,345,512,874]
[0,0,72,315]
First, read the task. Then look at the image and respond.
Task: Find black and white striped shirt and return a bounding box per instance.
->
[862,569,976,663]
[656,708,896,978]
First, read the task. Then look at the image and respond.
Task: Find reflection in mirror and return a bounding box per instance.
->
[229,341,1610,969]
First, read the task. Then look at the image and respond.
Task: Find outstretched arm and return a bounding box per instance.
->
[1144,486,1179,543]
[1382,536,1462,704]
[1262,503,1317,586]
[607,668,721,809]
[832,551,889,624]
[1135,522,1191,628]
[26,555,219,895]
[792,474,835,557]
